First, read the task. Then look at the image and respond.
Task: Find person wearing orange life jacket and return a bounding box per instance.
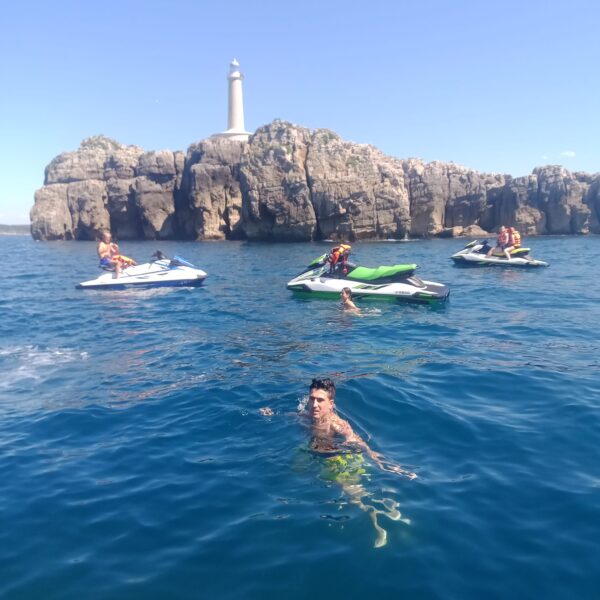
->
[487,226,510,259]
[97,231,136,278]
[327,243,352,274]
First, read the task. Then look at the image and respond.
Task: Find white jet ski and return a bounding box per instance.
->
[287,253,449,303]
[77,252,207,289]
[451,240,548,267]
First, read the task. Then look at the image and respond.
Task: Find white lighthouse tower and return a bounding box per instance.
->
[216,59,251,142]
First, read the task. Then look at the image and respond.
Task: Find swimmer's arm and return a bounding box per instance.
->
[337,419,377,455]
[370,452,418,480]
[339,419,417,479]
[258,407,299,418]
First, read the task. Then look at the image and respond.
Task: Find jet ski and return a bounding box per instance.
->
[77,252,207,289]
[450,240,548,267]
[287,253,449,303]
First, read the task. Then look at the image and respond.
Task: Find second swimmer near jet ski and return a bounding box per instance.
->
[287,244,449,303]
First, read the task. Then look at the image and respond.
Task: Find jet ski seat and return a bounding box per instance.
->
[347,264,417,281]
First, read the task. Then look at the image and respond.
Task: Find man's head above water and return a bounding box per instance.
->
[308,378,336,421]
[309,378,336,399]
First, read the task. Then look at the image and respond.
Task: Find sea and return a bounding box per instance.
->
[0,235,598,600]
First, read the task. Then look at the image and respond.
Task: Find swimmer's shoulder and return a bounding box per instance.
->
[331,414,353,435]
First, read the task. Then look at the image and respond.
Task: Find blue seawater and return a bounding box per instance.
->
[0,235,599,599]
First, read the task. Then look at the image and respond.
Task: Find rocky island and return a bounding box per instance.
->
[30,120,600,241]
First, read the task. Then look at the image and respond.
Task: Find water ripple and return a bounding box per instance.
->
[1,236,599,598]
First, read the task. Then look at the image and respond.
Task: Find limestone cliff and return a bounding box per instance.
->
[30,123,600,241]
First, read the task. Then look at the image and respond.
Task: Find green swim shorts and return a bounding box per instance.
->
[320,452,366,484]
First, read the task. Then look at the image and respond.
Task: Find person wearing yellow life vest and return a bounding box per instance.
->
[507,227,521,248]
[503,227,522,260]
[327,243,352,274]
[97,231,136,278]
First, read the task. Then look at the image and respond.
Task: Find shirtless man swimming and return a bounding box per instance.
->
[260,378,416,547]
[305,378,415,478]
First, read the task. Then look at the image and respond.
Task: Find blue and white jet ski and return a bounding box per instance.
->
[451,240,548,267]
[77,252,207,289]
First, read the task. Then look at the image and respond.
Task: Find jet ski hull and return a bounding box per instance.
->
[77,259,207,289]
[451,253,548,267]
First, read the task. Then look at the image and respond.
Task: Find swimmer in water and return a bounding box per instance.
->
[340,287,361,314]
[261,378,416,547]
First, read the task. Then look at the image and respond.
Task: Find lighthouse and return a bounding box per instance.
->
[215,59,251,142]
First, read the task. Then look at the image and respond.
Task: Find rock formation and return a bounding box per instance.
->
[30,123,600,241]
[180,138,245,240]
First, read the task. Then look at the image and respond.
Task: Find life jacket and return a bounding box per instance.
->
[328,244,352,273]
[512,230,521,248]
[329,244,351,263]
[333,243,352,254]
[114,254,136,266]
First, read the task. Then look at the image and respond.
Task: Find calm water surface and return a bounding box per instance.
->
[0,236,599,599]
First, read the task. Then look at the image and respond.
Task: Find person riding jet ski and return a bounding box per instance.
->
[506,227,521,250]
[451,233,548,267]
[487,226,510,259]
[326,243,352,275]
[78,249,207,289]
[485,226,523,261]
[97,230,136,278]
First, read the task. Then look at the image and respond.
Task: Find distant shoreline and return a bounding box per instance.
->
[0,225,29,236]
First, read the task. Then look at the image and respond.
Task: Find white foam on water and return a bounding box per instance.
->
[297,394,309,413]
[0,345,88,390]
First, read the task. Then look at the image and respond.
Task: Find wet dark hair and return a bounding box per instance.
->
[341,287,352,298]
[309,378,336,399]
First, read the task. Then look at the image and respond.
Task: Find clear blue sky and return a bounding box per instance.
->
[1,0,598,224]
